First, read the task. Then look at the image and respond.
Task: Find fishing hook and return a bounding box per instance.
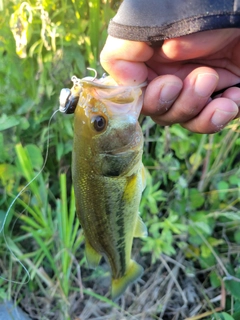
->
[86,67,98,81]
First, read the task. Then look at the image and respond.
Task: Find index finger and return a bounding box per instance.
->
[100,36,154,85]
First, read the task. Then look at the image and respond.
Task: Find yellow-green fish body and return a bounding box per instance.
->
[72,76,147,300]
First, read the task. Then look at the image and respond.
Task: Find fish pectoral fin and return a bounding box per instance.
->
[141,164,147,191]
[111,260,143,301]
[134,215,148,238]
[85,240,102,269]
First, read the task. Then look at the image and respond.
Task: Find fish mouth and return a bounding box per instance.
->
[81,78,147,90]
[100,150,132,156]
[99,142,141,156]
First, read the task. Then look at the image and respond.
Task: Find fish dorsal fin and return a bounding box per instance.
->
[85,240,102,269]
[111,259,143,301]
[134,215,148,238]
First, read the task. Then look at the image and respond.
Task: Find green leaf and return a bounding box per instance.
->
[200,244,212,258]
[188,234,203,246]
[189,152,202,169]
[19,117,30,130]
[192,221,212,235]
[217,312,235,320]
[199,253,216,268]
[168,170,180,182]
[234,300,240,312]
[0,114,19,131]
[210,271,221,288]
[0,287,8,301]
[234,230,240,244]
[0,210,6,231]
[229,175,239,186]
[217,181,229,190]
[224,278,240,300]
[208,237,224,247]
[190,212,212,235]
[170,125,188,139]
[217,181,229,201]
[25,144,43,170]
[233,311,240,320]
[170,139,191,159]
[209,212,240,221]
[0,164,18,191]
[189,188,205,209]
[178,176,188,188]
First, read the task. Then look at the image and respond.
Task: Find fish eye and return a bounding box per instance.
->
[91,115,107,132]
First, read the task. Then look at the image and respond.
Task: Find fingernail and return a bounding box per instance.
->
[160,83,182,103]
[211,108,237,127]
[195,73,219,97]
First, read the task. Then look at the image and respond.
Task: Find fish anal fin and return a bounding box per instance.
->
[134,215,148,238]
[111,260,143,301]
[85,240,102,269]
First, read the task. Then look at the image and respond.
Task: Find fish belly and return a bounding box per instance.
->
[74,168,141,274]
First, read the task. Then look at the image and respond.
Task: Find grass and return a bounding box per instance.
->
[1,1,240,319]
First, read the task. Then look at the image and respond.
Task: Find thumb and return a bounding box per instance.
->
[100,36,153,85]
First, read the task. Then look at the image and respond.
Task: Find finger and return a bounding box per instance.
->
[221,87,240,105]
[180,98,239,133]
[146,60,240,90]
[100,36,154,85]
[142,75,183,115]
[145,67,219,123]
[221,87,240,118]
[156,29,240,61]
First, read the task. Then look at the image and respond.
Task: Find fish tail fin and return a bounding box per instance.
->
[111,260,143,301]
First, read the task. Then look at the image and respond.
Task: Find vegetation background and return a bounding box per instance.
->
[0,0,240,319]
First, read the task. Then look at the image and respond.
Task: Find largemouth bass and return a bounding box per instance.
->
[60,74,147,300]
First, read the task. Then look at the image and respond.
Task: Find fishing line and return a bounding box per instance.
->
[9,190,31,235]
[0,109,59,284]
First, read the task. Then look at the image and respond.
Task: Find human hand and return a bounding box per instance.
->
[100,29,240,133]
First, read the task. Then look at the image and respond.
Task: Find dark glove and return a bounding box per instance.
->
[108,0,240,43]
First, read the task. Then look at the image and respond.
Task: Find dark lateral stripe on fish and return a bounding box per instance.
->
[116,199,127,278]
[98,186,125,278]
[113,184,129,277]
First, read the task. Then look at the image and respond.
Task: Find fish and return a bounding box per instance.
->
[60,74,147,300]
